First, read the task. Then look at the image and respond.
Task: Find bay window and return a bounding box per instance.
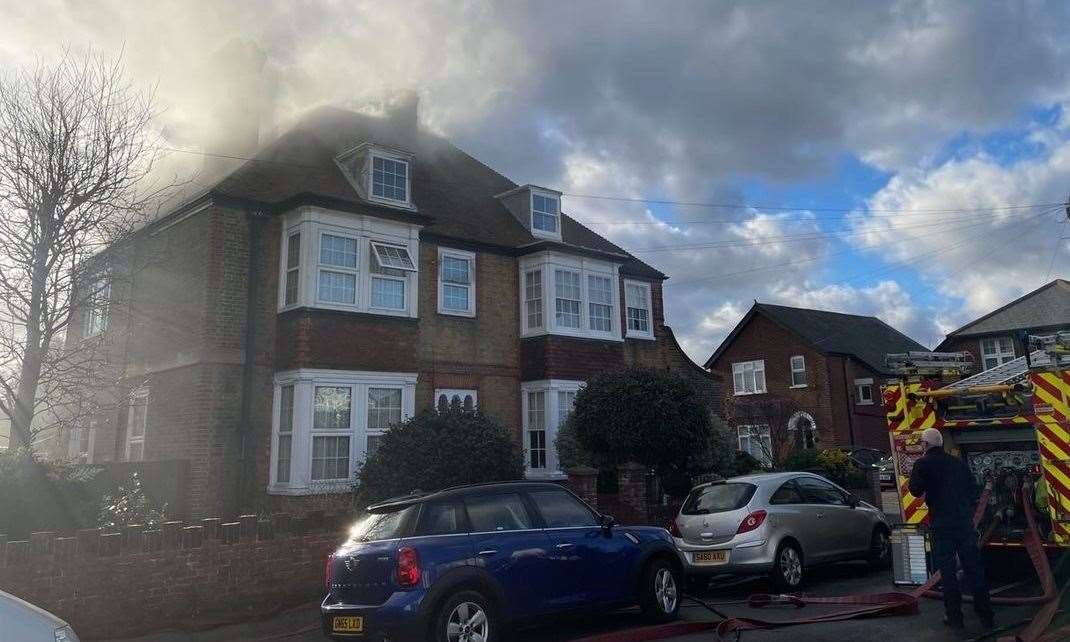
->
[270,369,417,494]
[520,252,621,340]
[278,208,419,317]
[523,380,583,478]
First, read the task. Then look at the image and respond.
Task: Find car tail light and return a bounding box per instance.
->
[668,517,682,538]
[397,546,421,588]
[737,510,767,534]
[324,554,334,591]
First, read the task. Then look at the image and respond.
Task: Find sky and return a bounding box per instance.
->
[3,0,1070,363]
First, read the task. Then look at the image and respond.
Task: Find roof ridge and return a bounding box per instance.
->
[947,279,1066,337]
[756,301,882,321]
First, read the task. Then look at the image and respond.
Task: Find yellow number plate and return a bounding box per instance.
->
[332,616,364,633]
[693,550,728,565]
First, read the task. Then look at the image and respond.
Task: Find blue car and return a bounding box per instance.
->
[321,481,683,641]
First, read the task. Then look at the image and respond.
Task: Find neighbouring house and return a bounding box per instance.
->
[59,101,716,518]
[936,279,1070,369]
[704,302,928,460]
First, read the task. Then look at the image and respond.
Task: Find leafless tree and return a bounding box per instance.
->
[723,393,819,468]
[0,51,174,453]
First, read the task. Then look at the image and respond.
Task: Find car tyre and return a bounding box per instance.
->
[639,558,681,623]
[769,541,804,591]
[867,526,891,570]
[432,589,498,642]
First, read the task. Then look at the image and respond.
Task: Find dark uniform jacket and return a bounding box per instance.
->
[908,446,978,531]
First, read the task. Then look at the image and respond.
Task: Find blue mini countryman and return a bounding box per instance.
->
[321,481,682,642]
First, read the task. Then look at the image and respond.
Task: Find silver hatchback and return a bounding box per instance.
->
[671,472,890,590]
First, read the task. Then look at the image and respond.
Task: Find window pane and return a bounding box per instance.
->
[368,387,402,432]
[276,435,292,483]
[770,481,804,505]
[554,270,581,328]
[528,390,546,469]
[465,493,533,532]
[442,256,470,284]
[285,268,299,305]
[625,283,650,333]
[797,477,846,505]
[371,277,405,309]
[416,502,467,536]
[525,270,543,328]
[320,234,358,268]
[442,283,469,311]
[127,440,144,462]
[311,435,350,480]
[314,386,351,430]
[532,194,558,233]
[372,156,408,202]
[279,385,294,434]
[529,490,598,527]
[318,270,356,304]
[287,233,301,269]
[366,434,381,458]
[588,275,613,332]
[372,244,416,271]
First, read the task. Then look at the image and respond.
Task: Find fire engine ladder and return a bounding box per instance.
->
[943,332,1070,390]
[886,351,973,377]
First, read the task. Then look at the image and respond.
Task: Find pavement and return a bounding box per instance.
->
[108,558,1069,642]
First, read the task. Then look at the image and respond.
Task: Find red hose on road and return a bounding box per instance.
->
[715,481,1064,641]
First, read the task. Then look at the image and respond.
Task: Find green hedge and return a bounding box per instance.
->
[0,448,102,539]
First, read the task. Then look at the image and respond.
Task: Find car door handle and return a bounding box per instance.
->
[477,549,498,556]
[555,543,575,550]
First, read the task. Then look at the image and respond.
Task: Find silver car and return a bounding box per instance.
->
[0,589,79,642]
[671,472,890,590]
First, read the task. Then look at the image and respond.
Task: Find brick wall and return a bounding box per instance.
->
[0,513,347,640]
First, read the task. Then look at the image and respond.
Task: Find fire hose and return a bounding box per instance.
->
[714,480,1065,641]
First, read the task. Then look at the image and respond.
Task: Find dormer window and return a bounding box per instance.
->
[335,143,416,210]
[532,193,559,235]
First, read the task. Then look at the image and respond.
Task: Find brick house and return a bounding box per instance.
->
[935,279,1070,370]
[703,302,927,459]
[60,103,716,518]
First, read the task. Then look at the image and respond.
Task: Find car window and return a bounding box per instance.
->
[350,505,417,541]
[796,477,847,506]
[529,489,599,527]
[416,502,467,536]
[682,483,757,515]
[769,480,804,505]
[465,493,534,532]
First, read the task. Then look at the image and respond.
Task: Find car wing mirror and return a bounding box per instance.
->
[847,495,860,508]
[600,514,616,532]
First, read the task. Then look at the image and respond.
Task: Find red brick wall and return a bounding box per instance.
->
[0,514,347,640]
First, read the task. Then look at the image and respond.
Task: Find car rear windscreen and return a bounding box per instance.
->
[349,505,417,542]
[682,483,757,515]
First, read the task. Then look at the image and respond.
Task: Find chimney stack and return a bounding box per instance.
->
[386,89,420,133]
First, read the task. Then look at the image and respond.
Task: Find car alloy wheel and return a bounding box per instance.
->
[446,601,489,642]
[654,567,678,613]
[869,528,891,569]
[779,545,802,587]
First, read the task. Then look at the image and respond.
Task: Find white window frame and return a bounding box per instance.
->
[522,380,583,479]
[334,144,417,211]
[732,360,767,395]
[623,279,654,340]
[369,153,411,206]
[316,231,360,306]
[519,252,621,341]
[524,268,544,330]
[789,355,807,388]
[435,388,478,411]
[737,424,772,466]
[284,232,301,306]
[980,336,1016,370]
[854,378,874,405]
[437,247,476,317]
[277,206,420,318]
[530,190,561,239]
[125,388,149,462]
[269,369,417,495]
[68,419,96,464]
[83,273,111,338]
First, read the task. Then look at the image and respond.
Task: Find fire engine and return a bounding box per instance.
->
[884,332,1070,548]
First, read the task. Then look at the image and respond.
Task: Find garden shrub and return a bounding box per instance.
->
[98,471,168,530]
[355,406,524,508]
[0,447,102,538]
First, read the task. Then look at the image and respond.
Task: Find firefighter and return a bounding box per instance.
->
[908,428,995,632]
